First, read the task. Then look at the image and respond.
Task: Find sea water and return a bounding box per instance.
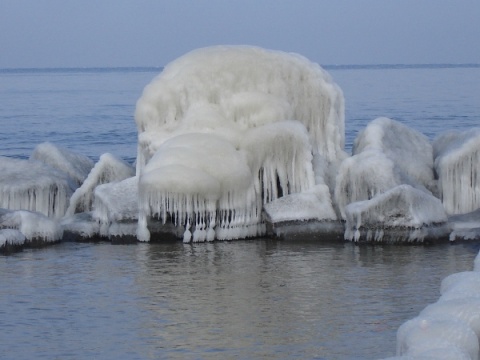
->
[0,65,479,359]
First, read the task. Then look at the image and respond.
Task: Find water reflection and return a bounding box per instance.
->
[1,240,478,359]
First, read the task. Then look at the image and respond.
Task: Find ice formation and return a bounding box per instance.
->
[0,156,75,218]
[31,142,94,186]
[263,184,337,224]
[66,153,134,216]
[433,128,480,215]
[335,118,436,219]
[0,209,63,243]
[134,45,345,241]
[344,185,448,242]
[93,176,139,237]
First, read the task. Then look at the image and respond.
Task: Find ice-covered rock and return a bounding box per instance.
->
[66,153,134,215]
[434,128,480,215]
[334,150,401,219]
[353,117,436,194]
[0,208,63,242]
[0,156,75,218]
[344,185,448,242]
[439,271,480,301]
[93,176,139,237]
[335,118,436,219]
[30,142,94,186]
[263,184,337,224]
[0,229,26,247]
[396,317,479,360]
[60,212,100,240]
[134,46,345,241]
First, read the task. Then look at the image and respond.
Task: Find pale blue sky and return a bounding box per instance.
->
[1,0,479,68]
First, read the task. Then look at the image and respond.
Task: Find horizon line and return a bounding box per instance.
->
[1,63,479,73]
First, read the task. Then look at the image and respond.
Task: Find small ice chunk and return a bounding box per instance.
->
[344,184,447,242]
[0,156,74,218]
[66,153,134,215]
[30,142,94,186]
[263,184,337,224]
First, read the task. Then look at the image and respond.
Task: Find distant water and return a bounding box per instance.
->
[0,65,480,359]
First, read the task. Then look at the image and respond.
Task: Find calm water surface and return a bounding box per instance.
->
[1,240,478,359]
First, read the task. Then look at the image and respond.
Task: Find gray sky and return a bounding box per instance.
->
[1,0,479,68]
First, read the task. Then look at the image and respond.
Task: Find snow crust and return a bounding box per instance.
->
[434,128,480,215]
[66,153,134,216]
[0,156,74,218]
[31,142,94,186]
[134,46,345,241]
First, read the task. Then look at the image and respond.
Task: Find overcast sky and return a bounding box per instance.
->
[1,0,479,68]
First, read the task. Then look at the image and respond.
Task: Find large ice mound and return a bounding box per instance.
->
[134,45,346,241]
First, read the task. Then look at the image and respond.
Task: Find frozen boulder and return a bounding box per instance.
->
[30,142,94,186]
[396,317,479,360]
[93,176,139,237]
[0,209,63,243]
[0,156,74,218]
[353,117,436,194]
[66,153,134,215]
[344,184,448,242]
[440,271,480,301]
[433,128,480,215]
[263,184,337,224]
[334,149,401,219]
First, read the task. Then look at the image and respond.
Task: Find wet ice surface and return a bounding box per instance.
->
[1,240,477,360]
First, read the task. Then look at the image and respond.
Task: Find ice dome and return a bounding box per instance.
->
[134,45,346,241]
